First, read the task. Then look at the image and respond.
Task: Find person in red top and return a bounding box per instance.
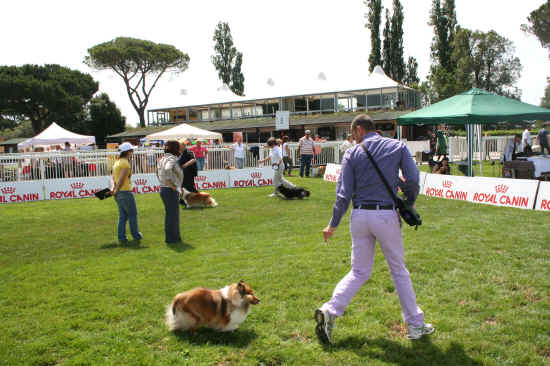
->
[189,140,208,171]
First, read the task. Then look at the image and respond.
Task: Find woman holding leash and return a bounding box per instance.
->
[259,137,296,197]
[157,140,184,243]
[111,142,143,243]
[178,138,198,194]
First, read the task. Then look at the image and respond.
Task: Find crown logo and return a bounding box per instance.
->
[1,187,15,194]
[495,184,509,194]
[196,176,206,181]
[251,172,262,178]
[70,182,84,189]
[442,180,453,188]
[134,179,147,186]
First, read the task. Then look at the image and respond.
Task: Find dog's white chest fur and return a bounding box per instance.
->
[220,286,251,331]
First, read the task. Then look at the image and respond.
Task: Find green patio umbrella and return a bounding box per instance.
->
[397,88,550,176]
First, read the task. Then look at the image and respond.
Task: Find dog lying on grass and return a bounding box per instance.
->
[277,185,311,199]
[166,280,260,332]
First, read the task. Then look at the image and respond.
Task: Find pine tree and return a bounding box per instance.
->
[390,0,405,82]
[366,0,383,72]
[211,21,245,94]
[405,56,420,87]
[231,52,245,96]
[382,8,392,76]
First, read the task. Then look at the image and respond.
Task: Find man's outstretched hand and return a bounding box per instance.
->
[322,225,336,243]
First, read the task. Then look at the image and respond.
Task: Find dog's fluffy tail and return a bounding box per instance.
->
[165,303,196,331]
[165,304,178,331]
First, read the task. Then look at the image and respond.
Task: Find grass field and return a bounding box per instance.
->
[1,177,549,366]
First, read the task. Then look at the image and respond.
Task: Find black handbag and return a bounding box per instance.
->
[360,143,422,230]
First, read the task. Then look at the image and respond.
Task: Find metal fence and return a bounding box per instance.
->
[447,135,544,162]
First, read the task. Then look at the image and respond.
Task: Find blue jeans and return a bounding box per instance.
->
[114,191,142,241]
[160,187,181,243]
[235,157,245,169]
[196,157,205,171]
[300,155,313,177]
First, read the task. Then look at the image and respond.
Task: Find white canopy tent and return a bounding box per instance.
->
[145,123,222,141]
[18,122,95,149]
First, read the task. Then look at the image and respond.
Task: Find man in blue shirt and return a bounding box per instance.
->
[315,114,434,344]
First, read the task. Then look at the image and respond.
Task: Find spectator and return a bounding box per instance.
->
[111,142,143,243]
[178,139,198,193]
[522,127,532,154]
[282,136,292,176]
[189,140,208,171]
[232,137,246,169]
[298,130,315,177]
[157,140,184,244]
[538,127,550,155]
[340,134,355,153]
[503,134,521,162]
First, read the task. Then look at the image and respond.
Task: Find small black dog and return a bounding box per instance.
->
[277,185,310,199]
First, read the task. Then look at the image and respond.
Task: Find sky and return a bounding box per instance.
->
[2,0,549,126]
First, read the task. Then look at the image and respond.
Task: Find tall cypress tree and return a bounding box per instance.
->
[382,8,392,76]
[390,0,405,82]
[366,0,383,72]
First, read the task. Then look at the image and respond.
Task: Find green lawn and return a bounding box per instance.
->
[1,178,549,365]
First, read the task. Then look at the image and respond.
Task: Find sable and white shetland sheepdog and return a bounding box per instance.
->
[182,190,218,208]
[165,280,260,332]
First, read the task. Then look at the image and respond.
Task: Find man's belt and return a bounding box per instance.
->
[354,204,395,210]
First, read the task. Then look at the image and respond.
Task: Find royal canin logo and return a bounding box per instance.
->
[250,172,262,178]
[495,184,509,194]
[70,182,84,189]
[1,187,16,194]
[134,179,147,186]
[196,176,206,181]
[442,180,453,188]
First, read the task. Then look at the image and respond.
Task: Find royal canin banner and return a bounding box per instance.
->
[422,174,472,201]
[468,176,539,210]
[229,168,274,188]
[45,177,110,200]
[419,172,427,193]
[323,163,341,183]
[0,181,44,204]
[194,171,231,190]
[131,174,160,194]
[534,182,550,211]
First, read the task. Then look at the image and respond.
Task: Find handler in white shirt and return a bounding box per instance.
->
[259,137,296,197]
[232,138,246,169]
[503,134,521,162]
[522,127,532,154]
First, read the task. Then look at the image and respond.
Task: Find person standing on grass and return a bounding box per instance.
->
[189,140,208,171]
[178,139,198,193]
[282,135,292,176]
[299,130,315,177]
[157,140,184,244]
[232,137,246,169]
[111,142,143,243]
[259,137,296,197]
[315,114,434,344]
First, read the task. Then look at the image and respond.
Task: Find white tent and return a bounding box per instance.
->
[18,122,95,149]
[145,123,222,141]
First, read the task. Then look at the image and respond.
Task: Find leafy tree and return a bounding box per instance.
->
[86,93,125,147]
[85,37,190,127]
[382,9,392,76]
[404,56,420,87]
[0,64,98,134]
[366,0,383,72]
[211,22,245,96]
[389,0,405,83]
[452,28,522,99]
[0,119,33,140]
[542,78,550,108]
[522,1,550,56]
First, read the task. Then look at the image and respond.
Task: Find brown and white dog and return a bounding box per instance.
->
[182,190,218,208]
[165,280,260,332]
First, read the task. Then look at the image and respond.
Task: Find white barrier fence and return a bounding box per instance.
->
[0,168,275,204]
[323,163,548,212]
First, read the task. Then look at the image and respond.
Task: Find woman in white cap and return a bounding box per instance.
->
[111,142,143,243]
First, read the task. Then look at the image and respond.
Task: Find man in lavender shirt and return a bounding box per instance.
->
[314,114,434,344]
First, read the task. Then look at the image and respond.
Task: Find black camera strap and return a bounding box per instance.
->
[359,142,400,206]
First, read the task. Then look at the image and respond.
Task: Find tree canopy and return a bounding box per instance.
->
[542,78,550,109]
[85,93,125,147]
[389,0,405,83]
[366,0,383,73]
[0,64,98,134]
[211,22,245,96]
[522,0,550,57]
[84,37,190,127]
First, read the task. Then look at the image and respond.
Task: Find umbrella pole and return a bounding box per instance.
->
[467,124,473,177]
[478,124,483,176]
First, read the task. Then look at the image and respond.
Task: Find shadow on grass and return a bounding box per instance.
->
[100,240,147,250]
[173,328,256,348]
[327,336,482,366]
[166,241,194,253]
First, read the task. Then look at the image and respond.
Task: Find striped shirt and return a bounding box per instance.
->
[299,136,315,155]
[156,153,184,188]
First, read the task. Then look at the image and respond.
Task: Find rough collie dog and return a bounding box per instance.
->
[165,280,260,332]
[182,190,218,208]
[277,185,311,199]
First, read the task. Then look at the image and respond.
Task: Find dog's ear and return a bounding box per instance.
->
[237,280,246,295]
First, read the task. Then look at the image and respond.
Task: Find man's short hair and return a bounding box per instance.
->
[351,114,375,132]
[266,137,276,147]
